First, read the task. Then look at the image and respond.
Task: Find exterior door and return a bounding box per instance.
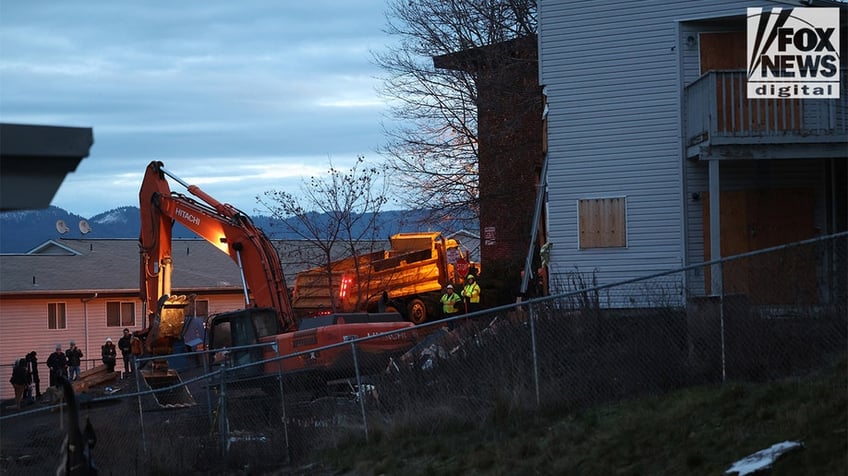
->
[703,188,817,303]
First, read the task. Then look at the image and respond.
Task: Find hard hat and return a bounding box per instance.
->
[466,274,475,280]
[446,284,453,289]
[106,337,112,343]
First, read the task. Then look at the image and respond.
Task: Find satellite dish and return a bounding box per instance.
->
[79,220,92,235]
[56,220,70,234]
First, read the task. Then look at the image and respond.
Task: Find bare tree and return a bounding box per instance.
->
[257,156,390,312]
[375,0,537,226]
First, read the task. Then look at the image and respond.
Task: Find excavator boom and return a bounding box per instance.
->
[139,161,294,335]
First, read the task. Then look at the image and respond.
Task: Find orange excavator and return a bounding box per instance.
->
[138,161,416,400]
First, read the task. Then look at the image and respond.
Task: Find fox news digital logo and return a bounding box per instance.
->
[747,7,839,99]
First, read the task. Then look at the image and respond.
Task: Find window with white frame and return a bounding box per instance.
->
[578,197,627,249]
[106,301,136,327]
[187,299,209,318]
[48,302,67,329]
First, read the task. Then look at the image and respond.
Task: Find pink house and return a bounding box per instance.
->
[0,238,253,400]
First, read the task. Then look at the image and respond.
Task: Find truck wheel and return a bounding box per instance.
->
[406,298,427,325]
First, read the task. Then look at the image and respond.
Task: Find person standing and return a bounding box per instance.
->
[440,284,462,318]
[8,358,29,410]
[25,351,41,400]
[118,328,133,376]
[65,341,83,381]
[46,344,68,388]
[440,283,463,331]
[101,337,117,373]
[461,274,482,314]
[131,331,145,372]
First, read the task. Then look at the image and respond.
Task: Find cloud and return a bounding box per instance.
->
[52,153,363,217]
[0,1,397,218]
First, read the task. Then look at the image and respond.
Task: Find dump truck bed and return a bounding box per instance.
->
[292,232,475,323]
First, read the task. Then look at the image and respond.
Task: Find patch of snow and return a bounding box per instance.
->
[92,210,127,224]
[0,211,29,220]
[725,441,803,475]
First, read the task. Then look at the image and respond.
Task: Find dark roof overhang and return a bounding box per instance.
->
[0,123,94,211]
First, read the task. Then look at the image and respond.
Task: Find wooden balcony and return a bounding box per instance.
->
[684,70,847,160]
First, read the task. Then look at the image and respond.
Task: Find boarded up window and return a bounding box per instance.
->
[48,302,67,329]
[578,197,627,249]
[106,301,136,327]
[699,32,746,73]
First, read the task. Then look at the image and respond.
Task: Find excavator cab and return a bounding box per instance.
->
[206,307,281,380]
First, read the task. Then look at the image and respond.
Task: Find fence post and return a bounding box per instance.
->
[349,340,369,443]
[274,343,291,463]
[529,303,541,408]
[203,350,213,430]
[135,356,147,456]
[719,260,727,383]
[218,357,229,457]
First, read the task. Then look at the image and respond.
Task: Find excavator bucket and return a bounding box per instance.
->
[143,369,197,408]
[141,294,197,408]
[158,295,192,340]
[146,295,191,356]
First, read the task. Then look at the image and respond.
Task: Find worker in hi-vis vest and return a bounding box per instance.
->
[441,284,462,317]
[461,274,481,314]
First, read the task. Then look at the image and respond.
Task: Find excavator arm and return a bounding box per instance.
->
[139,161,296,355]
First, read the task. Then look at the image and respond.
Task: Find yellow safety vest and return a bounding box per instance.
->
[441,292,462,313]
[462,283,481,303]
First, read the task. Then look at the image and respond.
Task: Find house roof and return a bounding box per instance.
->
[0,237,389,296]
[447,229,481,262]
[0,238,244,295]
[433,34,537,73]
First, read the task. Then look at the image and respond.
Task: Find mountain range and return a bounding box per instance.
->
[0,206,459,254]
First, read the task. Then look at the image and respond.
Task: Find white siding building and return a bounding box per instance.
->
[537,0,847,304]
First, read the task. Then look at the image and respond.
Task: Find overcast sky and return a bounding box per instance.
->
[0,1,399,218]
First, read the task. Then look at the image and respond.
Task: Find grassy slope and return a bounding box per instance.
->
[304,355,847,475]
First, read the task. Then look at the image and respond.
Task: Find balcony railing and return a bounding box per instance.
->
[684,70,847,152]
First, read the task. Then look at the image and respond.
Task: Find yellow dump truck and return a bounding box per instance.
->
[292,232,478,324]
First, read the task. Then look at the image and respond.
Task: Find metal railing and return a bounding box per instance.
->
[684,70,847,148]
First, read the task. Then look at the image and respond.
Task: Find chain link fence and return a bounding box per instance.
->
[1,232,845,474]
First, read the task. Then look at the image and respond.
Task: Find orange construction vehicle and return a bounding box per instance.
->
[138,161,416,395]
[292,232,479,324]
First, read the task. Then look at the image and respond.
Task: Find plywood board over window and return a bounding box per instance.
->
[578,197,627,249]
